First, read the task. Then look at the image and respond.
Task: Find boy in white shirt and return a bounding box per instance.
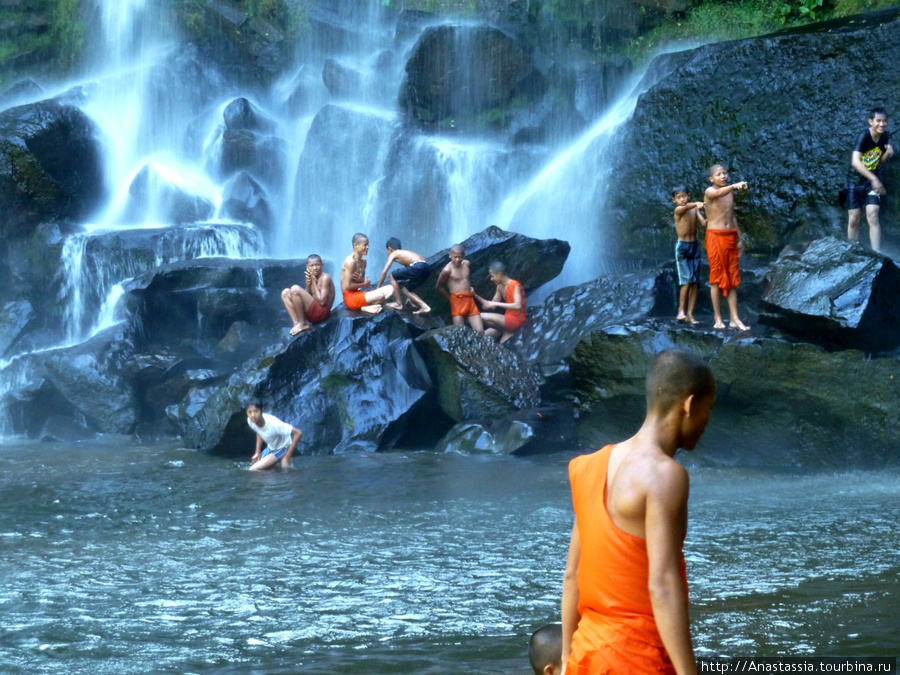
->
[245,402,303,470]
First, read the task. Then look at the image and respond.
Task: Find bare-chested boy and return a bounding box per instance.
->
[435,244,484,333]
[671,187,706,325]
[377,237,431,315]
[704,165,750,331]
[281,254,336,336]
[340,233,393,315]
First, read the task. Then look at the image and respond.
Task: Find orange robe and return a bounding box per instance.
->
[504,279,527,331]
[705,228,741,297]
[565,445,688,675]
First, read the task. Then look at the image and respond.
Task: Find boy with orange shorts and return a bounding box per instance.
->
[435,244,484,333]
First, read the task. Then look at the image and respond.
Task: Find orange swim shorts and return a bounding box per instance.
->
[450,291,480,317]
[342,289,368,311]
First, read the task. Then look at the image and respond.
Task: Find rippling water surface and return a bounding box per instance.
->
[1,442,898,673]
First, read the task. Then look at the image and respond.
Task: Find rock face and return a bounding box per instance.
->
[0,99,105,239]
[417,325,541,421]
[126,164,215,224]
[169,311,433,455]
[570,321,900,468]
[603,9,900,258]
[401,24,546,131]
[760,237,900,352]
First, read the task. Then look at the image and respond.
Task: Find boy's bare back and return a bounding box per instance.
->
[391,249,425,267]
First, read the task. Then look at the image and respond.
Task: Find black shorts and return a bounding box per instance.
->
[846,184,883,210]
[391,260,430,290]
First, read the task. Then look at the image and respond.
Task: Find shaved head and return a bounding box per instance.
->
[450,243,465,254]
[646,349,715,414]
[529,623,562,675]
[352,232,368,245]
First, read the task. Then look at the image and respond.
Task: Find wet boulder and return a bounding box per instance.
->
[2,324,137,440]
[569,320,900,468]
[221,172,273,234]
[401,24,546,132]
[125,164,215,224]
[435,402,575,455]
[0,300,34,358]
[414,226,571,318]
[219,128,288,189]
[170,311,433,455]
[759,237,900,353]
[223,97,277,134]
[124,257,307,346]
[416,325,541,422]
[0,99,105,239]
[0,78,44,108]
[291,104,393,248]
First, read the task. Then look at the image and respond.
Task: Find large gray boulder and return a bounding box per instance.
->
[416,325,541,422]
[169,311,433,455]
[760,237,900,353]
[401,24,546,132]
[126,164,215,225]
[602,8,900,258]
[569,320,900,468]
[0,99,105,239]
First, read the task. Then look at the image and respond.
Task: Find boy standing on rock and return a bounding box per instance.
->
[846,107,893,252]
[671,187,706,325]
[436,244,484,333]
[704,164,750,331]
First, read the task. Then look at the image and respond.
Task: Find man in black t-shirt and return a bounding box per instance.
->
[846,107,894,252]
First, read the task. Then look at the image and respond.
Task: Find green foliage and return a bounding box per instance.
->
[379,0,477,13]
[52,0,85,71]
[779,0,825,23]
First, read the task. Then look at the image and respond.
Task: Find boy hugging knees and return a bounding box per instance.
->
[281,254,336,336]
[436,244,484,333]
[704,164,750,331]
[377,237,432,315]
[340,233,394,315]
[671,186,706,325]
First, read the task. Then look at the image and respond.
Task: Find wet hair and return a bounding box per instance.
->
[870,107,888,119]
[488,261,506,274]
[352,233,368,245]
[709,163,726,176]
[646,349,715,414]
[528,623,562,675]
[245,401,265,411]
[307,254,322,264]
[386,237,402,250]
[450,243,465,254]
[671,185,688,197]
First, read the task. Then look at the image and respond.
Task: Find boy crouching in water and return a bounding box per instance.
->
[246,402,302,471]
[672,186,706,325]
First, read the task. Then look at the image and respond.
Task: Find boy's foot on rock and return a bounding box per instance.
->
[413,305,431,315]
[731,319,751,331]
[676,313,687,322]
[713,320,726,330]
[385,302,403,311]
[289,323,310,336]
[361,305,383,315]
[686,316,699,325]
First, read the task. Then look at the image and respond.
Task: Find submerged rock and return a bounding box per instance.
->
[760,237,900,352]
[435,402,575,455]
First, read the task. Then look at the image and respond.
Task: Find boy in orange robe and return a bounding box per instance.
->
[704,164,750,331]
[561,350,716,675]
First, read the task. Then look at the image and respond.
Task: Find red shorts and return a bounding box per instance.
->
[307,300,331,324]
[505,311,526,331]
[342,289,368,311]
[450,292,480,317]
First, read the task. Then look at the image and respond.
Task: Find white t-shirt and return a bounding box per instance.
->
[247,413,294,450]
